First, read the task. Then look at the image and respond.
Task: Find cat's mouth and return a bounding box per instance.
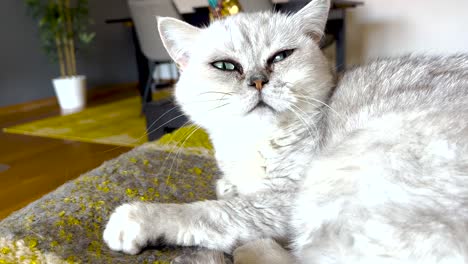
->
[247,100,276,114]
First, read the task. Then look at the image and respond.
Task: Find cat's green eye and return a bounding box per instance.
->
[212,61,237,71]
[270,49,295,64]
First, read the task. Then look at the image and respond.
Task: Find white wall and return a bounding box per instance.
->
[346,0,468,65]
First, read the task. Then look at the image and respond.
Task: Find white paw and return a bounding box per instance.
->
[103,203,147,255]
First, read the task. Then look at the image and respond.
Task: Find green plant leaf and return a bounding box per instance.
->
[79,32,95,44]
[23,0,95,72]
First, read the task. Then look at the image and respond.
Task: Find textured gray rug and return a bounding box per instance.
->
[0,132,221,263]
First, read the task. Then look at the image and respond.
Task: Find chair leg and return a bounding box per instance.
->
[142,62,157,113]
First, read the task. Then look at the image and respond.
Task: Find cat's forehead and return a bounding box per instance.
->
[202,12,298,54]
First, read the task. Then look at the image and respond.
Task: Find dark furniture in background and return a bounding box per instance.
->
[106,18,153,104]
[144,98,188,141]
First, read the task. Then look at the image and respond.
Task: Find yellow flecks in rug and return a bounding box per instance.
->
[0,247,11,255]
[89,200,105,210]
[189,167,203,175]
[50,241,59,248]
[96,180,111,193]
[165,175,172,185]
[55,220,65,227]
[58,229,73,242]
[66,255,77,263]
[26,238,38,250]
[153,178,160,186]
[66,216,80,226]
[97,185,110,193]
[142,259,170,264]
[138,187,162,201]
[143,159,150,166]
[126,188,138,198]
[24,214,35,230]
[0,237,67,264]
[87,241,102,258]
[164,175,177,192]
[129,157,138,163]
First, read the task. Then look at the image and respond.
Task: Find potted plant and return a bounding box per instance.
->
[25,0,95,114]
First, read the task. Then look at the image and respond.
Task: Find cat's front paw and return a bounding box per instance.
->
[103,203,148,255]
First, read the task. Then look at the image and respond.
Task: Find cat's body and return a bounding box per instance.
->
[292,56,468,263]
[103,0,468,263]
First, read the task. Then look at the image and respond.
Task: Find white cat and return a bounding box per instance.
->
[104,0,468,263]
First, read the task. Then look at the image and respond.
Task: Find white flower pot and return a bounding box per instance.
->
[52,75,87,114]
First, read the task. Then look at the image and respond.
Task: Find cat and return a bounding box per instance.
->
[103,0,468,263]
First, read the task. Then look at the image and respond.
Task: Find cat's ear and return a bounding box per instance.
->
[157,16,201,70]
[292,0,331,42]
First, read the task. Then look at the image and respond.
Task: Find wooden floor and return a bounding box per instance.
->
[0,84,139,219]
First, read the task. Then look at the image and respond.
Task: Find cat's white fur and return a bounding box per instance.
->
[104,0,468,263]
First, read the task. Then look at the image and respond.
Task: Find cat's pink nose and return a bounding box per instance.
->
[253,80,265,90]
[249,73,269,91]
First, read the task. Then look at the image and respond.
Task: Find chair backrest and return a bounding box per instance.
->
[240,0,273,12]
[128,0,181,62]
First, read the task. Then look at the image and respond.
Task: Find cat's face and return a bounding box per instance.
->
[158,0,332,133]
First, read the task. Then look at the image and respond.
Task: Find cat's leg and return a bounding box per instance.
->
[233,238,296,264]
[103,192,291,255]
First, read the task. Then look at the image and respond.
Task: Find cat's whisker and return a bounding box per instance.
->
[100,105,185,154]
[130,97,230,149]
[125,105,183,146]
[198,91,236,96]
[184,98,230,104]
[207,102,231,112]
[144,113,189,139]
[168,125,202,176]
[291,103,319,135]
[290,97,332,118]
[159,120,198,173]
[294,94,344,120]
[286,105,316,138]
[286,82,343,119]
[145,105,180,134]
[290,97,320,107]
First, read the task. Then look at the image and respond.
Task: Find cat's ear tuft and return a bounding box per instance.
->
[293,0,331,42]
[157,16,201,70]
